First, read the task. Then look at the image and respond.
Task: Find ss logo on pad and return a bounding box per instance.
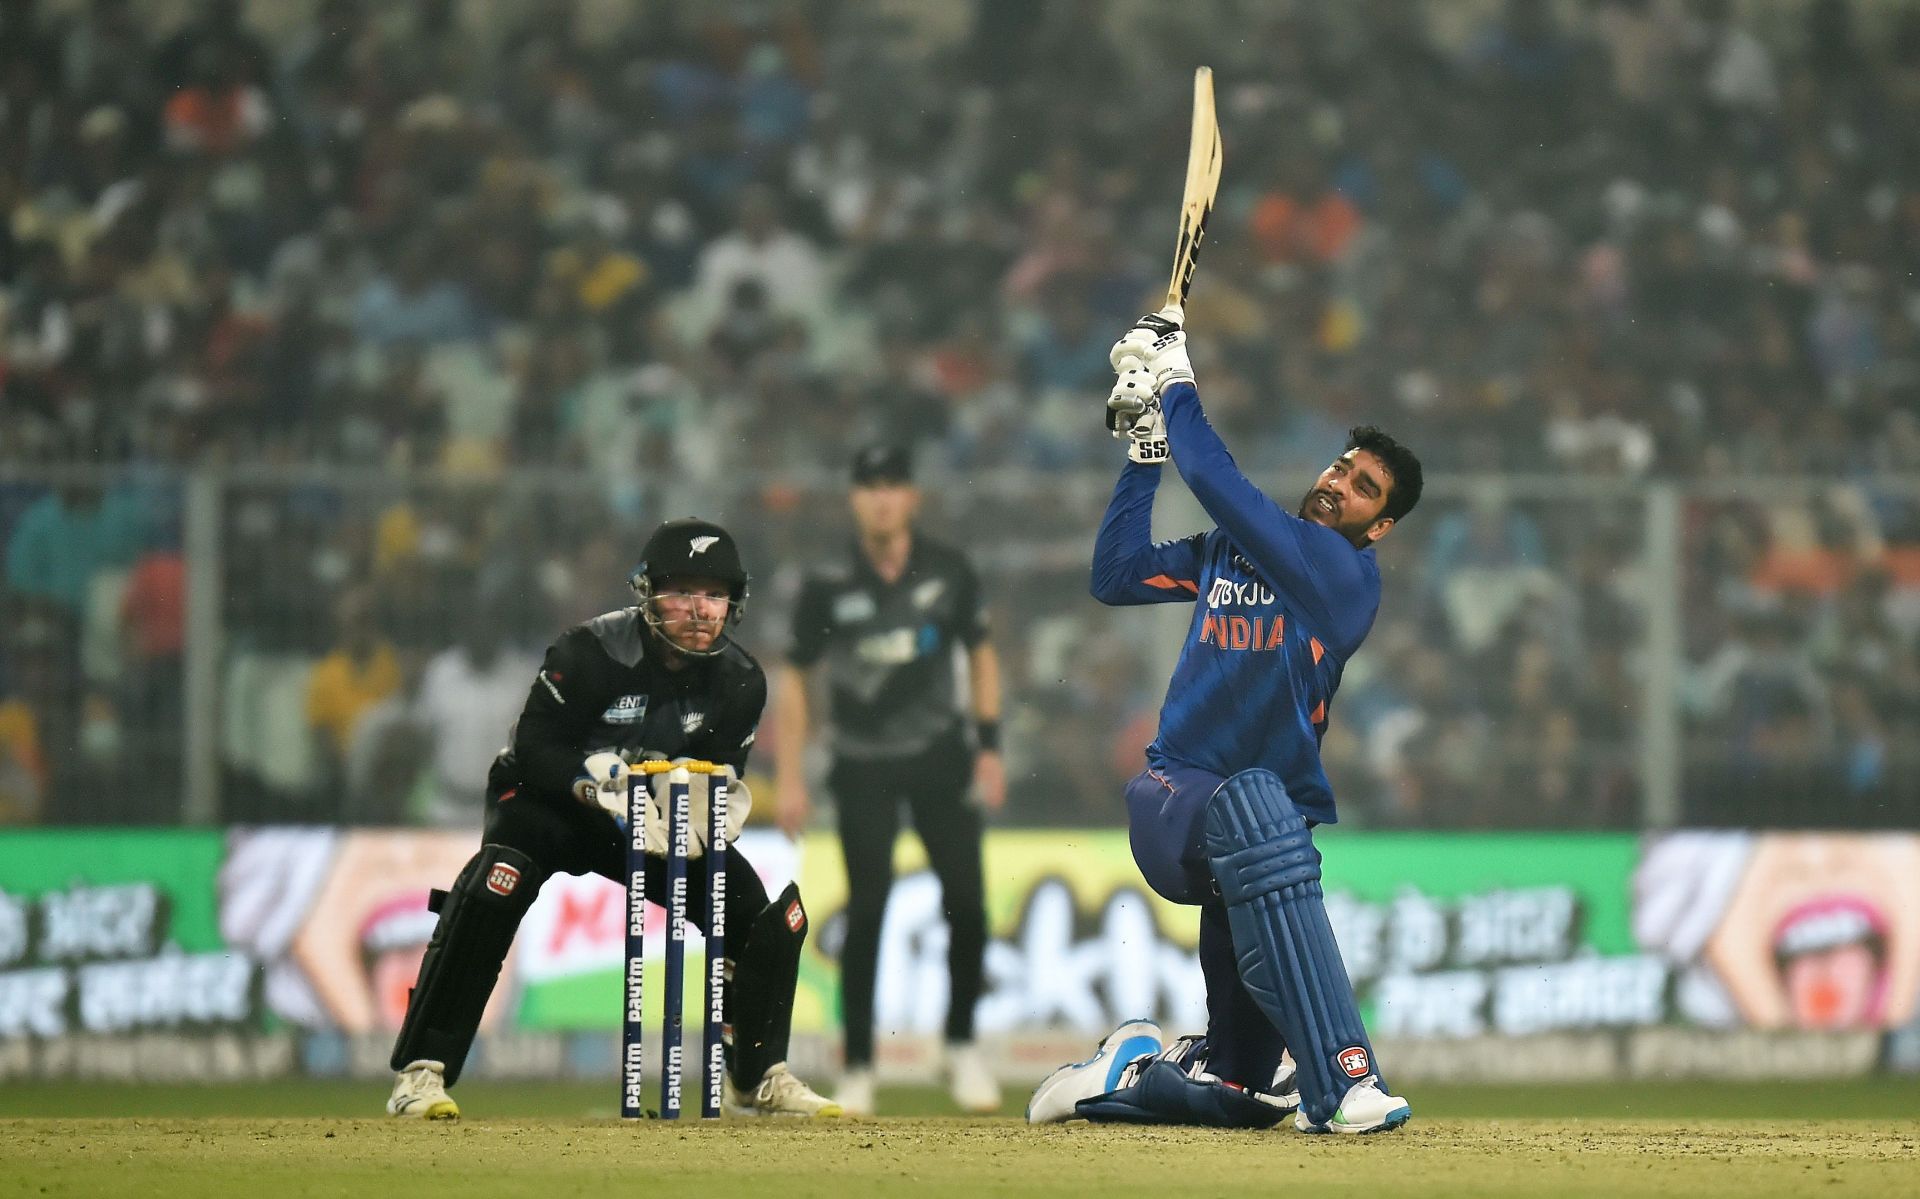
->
[486,864,521,896]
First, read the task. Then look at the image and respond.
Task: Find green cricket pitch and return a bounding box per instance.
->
[3,1080,1916,1198]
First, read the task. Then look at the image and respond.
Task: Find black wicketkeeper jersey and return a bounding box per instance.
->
[487,608,766,805]
[786,533,988,760]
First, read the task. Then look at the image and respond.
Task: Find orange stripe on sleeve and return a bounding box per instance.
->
[1144,575,1200,593]
[1309,637,1325,664]
[1310,701,1326,724]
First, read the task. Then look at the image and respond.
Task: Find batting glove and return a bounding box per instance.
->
[1125,402,1171,465]
[1107,377,1170,464]
[1106,366,1155,436]
[1109,307,1195,394]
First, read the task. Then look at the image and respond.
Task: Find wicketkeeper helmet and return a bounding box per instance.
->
[629,517,749,655]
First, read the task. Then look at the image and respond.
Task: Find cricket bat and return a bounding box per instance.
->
[1166,66,1223,311]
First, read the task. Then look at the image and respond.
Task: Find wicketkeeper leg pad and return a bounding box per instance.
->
[1204,768,1381,1127]
[1075,1059,1288,1129]
[389,844,540,1085]
[726,881,807,1089]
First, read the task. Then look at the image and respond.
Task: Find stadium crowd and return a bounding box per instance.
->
[1,0,1916,828]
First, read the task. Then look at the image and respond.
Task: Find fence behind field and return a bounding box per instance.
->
[0,464,1916,830]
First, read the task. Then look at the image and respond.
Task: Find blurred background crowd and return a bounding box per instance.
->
[1,0,1916,829]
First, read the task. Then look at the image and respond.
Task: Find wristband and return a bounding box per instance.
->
[975,720,1002,752]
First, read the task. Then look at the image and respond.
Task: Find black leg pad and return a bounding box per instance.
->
[726,882,808,1088]
[389,844,541,1085]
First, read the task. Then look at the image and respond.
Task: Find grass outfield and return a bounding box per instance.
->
[3,1081,1917,1198]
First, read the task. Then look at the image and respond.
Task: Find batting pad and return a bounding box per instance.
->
[1205,769,1380,1127]
[1076,1060,1288,1129]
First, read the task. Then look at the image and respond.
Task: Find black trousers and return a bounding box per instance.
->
[483,790,773,933]
[390,788,775,1085]
[831,734,986,1067]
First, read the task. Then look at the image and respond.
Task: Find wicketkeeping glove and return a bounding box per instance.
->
[631,761,753,858]
[572,751,630,808]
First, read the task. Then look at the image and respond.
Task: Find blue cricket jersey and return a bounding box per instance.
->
[1090,380,1380,824]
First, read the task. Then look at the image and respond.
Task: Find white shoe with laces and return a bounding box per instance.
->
[1025,1018,1164,1124]
[946,1042,1003,1114]
[386,1059,459,1119]
[835,1068,875,1116]
[1294,1075,1411,1134]
[725,1062,844,1118]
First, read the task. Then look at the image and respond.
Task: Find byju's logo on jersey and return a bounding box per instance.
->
[1206,577,1276,609]
[601,695,648,724]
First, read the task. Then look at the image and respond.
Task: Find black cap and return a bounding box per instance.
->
[635,517,748,595]
[851,443,913,486]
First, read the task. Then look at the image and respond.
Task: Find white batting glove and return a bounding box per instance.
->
[1106,366,1155,437]
[1108,306,1194,393]
[1109,305,1183,371]
[1106,371,1169,463]
[573,751,631,808]
[1125,402,1170,464]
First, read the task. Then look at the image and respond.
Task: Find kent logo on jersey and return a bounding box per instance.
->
[602,694,648,724]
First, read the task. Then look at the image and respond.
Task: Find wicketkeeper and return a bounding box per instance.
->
[386,518,840,1119]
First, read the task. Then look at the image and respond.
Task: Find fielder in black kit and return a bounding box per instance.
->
[386,518,840,1119]
[774,445,1006,1115]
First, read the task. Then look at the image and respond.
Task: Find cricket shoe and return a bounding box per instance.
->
[835,1067,876,1117]
[1294,1076,1410,1134]
[386,1059,459,1120]
[1025,1018,1164,1123]
[947,1043,1003,1114]
[725,1062,844,1118]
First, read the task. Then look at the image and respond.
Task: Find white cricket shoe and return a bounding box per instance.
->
[386,1059,459,1120]
[1294,1076,1410,1134]
[725,1062,844,1118]
[1025,1018,1164,1124]
[835,1067,876,1117]
[946,1042,1002,1114]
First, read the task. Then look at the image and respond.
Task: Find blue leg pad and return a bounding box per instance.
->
[1205,768,1381,1127]
[1074,1060,1288,1129]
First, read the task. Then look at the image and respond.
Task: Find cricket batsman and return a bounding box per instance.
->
[1027,309,1422,1133]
